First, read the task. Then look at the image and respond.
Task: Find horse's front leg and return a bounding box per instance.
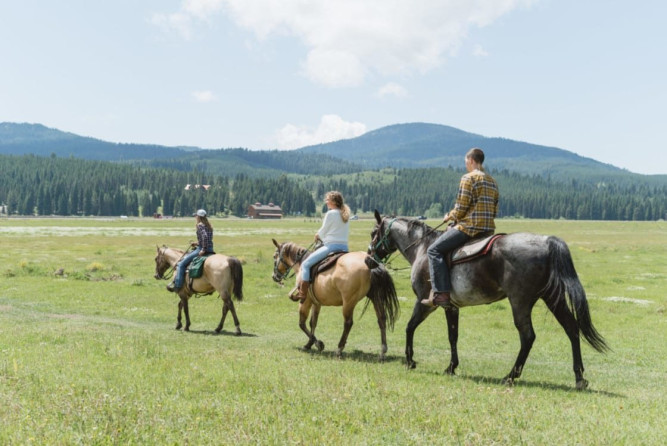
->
[444,307,460,375]
[181,296,191,331]
[298,301,322,351]
[405,300,436,369]
[176,300,183,330]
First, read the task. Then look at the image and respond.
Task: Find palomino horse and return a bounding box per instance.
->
[369,211,608,390]
[154,246,243,334]
[271,239,399,360]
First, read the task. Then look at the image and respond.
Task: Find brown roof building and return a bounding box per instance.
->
[247,202,283,219]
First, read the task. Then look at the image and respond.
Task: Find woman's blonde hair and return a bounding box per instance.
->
[326,191,350,223]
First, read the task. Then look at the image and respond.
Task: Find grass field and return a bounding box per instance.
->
[1,216,665,444]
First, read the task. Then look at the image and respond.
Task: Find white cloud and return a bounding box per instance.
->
[472,44,489,57]
[376,82,409,99]
[151,0,225,39]
[192,90,217,102]
[274,114,367,150]
[154,0,535,86]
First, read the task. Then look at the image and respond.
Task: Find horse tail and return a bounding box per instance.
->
[541,236,608,353]
[363,257,400,330]
[228,256,244,301]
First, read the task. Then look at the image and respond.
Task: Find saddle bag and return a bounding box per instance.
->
[188,253,213,279]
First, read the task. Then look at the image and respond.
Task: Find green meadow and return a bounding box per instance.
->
[1,217,665,445]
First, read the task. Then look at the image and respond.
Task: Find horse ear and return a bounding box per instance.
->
[374,209,382,224]
[272,238,280,248]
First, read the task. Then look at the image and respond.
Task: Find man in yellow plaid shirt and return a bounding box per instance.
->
[421,148,499,308]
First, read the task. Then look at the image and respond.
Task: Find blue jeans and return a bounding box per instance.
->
[301,243,348,281]
[427,228,470,293]
[174,247,201,288]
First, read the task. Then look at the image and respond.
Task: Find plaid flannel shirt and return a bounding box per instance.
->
[449,169,499,237]
[196,223,214,253]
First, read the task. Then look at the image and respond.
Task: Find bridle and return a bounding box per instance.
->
[369,218,398,264]
[272,241,315,284]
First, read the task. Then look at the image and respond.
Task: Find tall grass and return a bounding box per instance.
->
[1,217,665,444]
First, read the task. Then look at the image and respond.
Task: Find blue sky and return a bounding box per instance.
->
[1,0,665,174]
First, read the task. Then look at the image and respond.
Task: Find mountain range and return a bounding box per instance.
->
[1,121,662,182]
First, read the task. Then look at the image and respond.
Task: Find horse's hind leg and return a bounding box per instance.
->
[444,307,460,375]
[216,293,242,335]
[335,305,355,358]
[371,299,388,362]
[547,298,588,390]
[504,302,537,386]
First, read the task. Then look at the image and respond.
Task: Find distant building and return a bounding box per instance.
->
[247,202,283,219]
[184,184,211,190]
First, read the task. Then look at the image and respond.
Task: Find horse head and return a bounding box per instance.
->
[272,239,309,285]
[368,210,399,263]
[271,239,292,284]
[154,245,171,280]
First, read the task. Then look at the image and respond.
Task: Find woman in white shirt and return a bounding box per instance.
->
[295,191,350,300]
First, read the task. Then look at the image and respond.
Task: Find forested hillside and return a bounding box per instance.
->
[307,168,667,221]
[3,154,663,220]
[0,155,315,217]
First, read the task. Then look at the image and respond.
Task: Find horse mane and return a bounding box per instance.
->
[282,242,308,263]
[402,217,443,245]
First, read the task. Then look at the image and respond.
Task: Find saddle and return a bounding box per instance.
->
[309,251,347,280]
[450,233,505,265]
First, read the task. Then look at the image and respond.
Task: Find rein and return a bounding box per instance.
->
[158,244,194,280]
[274,241,317,283]
[371,218,447,267]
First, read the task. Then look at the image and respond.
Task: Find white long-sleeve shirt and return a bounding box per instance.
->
[317,209,349,245]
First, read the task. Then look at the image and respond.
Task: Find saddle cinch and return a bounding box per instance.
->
[449,233,505,265]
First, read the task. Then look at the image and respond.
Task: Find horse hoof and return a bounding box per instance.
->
[316,340,325,352]
[302,344,313,351]
[335,349,343,359]
[379,354,386,363]
[502,376,515,387]
[215,327,223,333]
[407,361,417,370]
[445,366,456,375]
[576,379,589,391]
[235,329,242,336]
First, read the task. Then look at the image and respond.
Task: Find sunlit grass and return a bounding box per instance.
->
[0,217,665,444]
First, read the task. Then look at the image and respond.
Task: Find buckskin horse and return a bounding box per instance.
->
[271,239,399,361]
[154,246,244,334]
[369,211,608,390]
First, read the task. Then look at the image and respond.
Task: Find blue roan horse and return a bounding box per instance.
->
[370,211,608,390]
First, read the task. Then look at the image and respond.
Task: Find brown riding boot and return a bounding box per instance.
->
[421,290,452,308]
[296,280,310,301]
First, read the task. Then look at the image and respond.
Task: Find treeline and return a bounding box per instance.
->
[1,155,665,220]
[306,168,667,221]
[0,155,315,217]
[142,148,364,178]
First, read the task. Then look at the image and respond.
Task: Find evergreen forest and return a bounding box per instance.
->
[1,154,665,220]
